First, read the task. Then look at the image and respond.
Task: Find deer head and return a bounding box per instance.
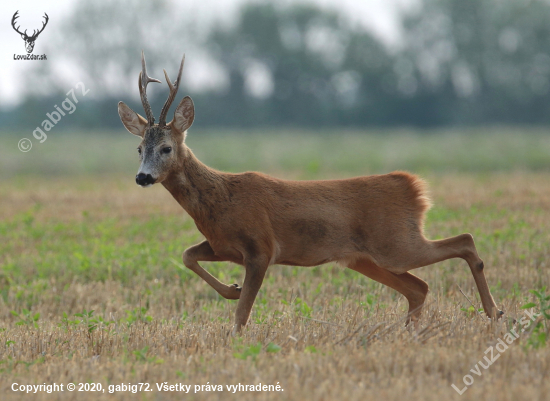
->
[11,11,49,54]
[118,52,194,187]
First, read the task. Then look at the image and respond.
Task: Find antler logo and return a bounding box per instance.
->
[11,11,49,54]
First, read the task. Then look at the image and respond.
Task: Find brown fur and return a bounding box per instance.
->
[119,89,503,333]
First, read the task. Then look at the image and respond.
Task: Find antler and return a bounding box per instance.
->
[29,13,49,39]
[158,55,185,127]
[11,11,25,37]
[139,51,161,126]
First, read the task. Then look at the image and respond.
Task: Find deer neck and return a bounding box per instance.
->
[162,147,228,225]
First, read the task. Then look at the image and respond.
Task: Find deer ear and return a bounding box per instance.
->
[172,96,194,134]
[118,102,148,137]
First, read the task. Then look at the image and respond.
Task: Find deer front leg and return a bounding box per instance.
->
[233,258,268,334]
[182,241,242,300]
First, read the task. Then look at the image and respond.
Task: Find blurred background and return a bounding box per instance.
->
[1,0,550,176]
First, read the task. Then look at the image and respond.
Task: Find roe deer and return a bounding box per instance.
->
[118,53,503,332]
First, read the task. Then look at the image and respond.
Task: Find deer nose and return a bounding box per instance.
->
[136,173,155,186]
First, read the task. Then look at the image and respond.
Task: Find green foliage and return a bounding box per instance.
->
[266,342,282,353]
[133,346,164,364]
[293,297,312,318]
[305,345,318,353]
[74,309,97,333]
[59,310,114,333]
[254,296,269,324]
[521,287,550,348]
[460,306,484,317]
[233,340,282,360]
[527,288,550,320]
[233,342,263,361]
[11,309,40,329]
[59,312,81,329]
[525,321,547,349]
[133,346,149,362]
[124,307,153,326]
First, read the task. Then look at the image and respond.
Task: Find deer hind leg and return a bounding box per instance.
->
[348,259,429,325]
[389,233,502,320]
[182,241,242,300]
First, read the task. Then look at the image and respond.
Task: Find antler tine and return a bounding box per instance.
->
[11,11,24,36]
[158,54,185,127]
[28,12,49,39]
[37,13,49,35]
[139,51,161,126]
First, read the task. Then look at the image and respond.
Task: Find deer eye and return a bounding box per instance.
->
[162,146,172,154]
[137,147,142,155]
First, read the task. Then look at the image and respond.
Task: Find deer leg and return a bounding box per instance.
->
[233,259,268,333]
[405,233,503,320]
[182,241,242,300]
[348,259,429,324]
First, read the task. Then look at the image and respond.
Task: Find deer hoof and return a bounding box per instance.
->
[223,284,241,300]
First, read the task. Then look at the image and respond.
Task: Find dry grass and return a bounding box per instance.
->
[0,172,549,400]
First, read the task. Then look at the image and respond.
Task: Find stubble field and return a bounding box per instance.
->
[0,129,549,400]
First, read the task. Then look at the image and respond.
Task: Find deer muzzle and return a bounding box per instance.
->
[136,173,155,187]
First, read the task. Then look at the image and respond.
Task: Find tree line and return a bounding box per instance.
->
[4,0,550,130]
